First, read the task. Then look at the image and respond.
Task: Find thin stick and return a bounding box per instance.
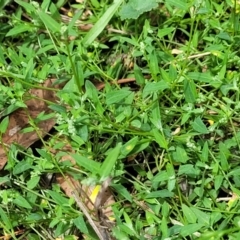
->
[71,190,105,240]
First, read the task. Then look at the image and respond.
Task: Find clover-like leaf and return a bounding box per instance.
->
[119,0,158,20]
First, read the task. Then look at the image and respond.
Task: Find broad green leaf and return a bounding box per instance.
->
[73,216,89,234]
[228,168,240,177]
[55,221,68,237]
[71,135,85,146]
[147,211,158,226]
[166,0,189,10]
[152,129,168,149]
[47,190,68,205]
[219,142,230,171]
[180,223,203,237]
[184,78,197,103]
[15,0,36,13]
[49,2,61,20]
[85,80,99,100]
[191,117,209,134]
[190,207,210,225]
[25,213,43,222]
[119,0,158,20]
[0,206,12,229]
[221,84,235,96]
[148,52,160,80]
[123,212,134,230]
[120,136,139,157]
[85,80,104,115]
[130,140,149,155]
[38,10,61,33]
[82,0,124,45]
[41,0,51,11]
[182,204,197,224]
[0,176,10,185]
[0,46,5,64]
[112,228,129,239]
[150,95,162,130]
[173,132,200,143]
[130,119,141,129]
[24,58,35,80]
[100,143,122,179]
[72,154,101,174]
[152,171,169,186]
[66,9,84,32]
[36,44,55,55]
[181,113,191,125]
[178,164,200,177]
[7,48,21,65]
[75,61,84,90]
[49,218,60,228]
[187,72,223,88]
[167,163,175,191]
[36,112,55,122]
[90,0,100,8]
[36,149,52,160]
[78,125,88,142]
[111,184,132,202]
[106,89,131,105]
[13,161,32,175]
[160,216,168,238]
[158,27,175,38]
[172,146,189,163]
[217,32,232,41]
[6,24,32,36]
[187,72,213,83]
[214,175,224,191]
[134,64,145,86]
[201,141,209,162]
[169,64,177,81]
[27,176,40,189]
[142,81,169,98]
[0,0,10,11]
[48,104,67,113]
[160,68,171,83]
[162,201,170,217]
[13,196,32,209]
[210,212,223,226]
[0,116,9,133]
[146,190,174,198]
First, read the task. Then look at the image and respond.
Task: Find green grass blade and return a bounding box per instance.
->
[72,154,101,174]
[0,116,9,133]
[0,206,12,229]
[82,0,124,46]
[38,10,61,33]
[100,143,122,179]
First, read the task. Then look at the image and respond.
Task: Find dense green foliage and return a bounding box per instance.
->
[1,0,240,239]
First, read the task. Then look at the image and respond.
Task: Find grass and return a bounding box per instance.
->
[1,0,240,239]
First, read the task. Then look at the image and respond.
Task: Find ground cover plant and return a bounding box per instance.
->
[0,0,240,239]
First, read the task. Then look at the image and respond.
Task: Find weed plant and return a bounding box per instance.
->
[0,0,240,239]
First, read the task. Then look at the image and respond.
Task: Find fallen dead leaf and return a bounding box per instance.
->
[52,141,115,239]
[0,79,58,170]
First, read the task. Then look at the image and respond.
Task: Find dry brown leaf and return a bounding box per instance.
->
[0,79,59,169]
[52,142,115,239]
[52,142,115,220]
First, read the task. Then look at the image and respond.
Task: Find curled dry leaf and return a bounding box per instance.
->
[53,142,115,239]
[0,79,58,169]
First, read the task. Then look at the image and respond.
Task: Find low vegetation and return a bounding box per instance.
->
[1,0,240,239]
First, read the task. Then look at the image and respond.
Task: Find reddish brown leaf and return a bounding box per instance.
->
[0,79,58,169]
